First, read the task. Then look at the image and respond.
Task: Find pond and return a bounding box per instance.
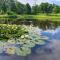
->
[0,20,60,60]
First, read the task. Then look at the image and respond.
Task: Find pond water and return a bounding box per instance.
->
[1,20,60,60]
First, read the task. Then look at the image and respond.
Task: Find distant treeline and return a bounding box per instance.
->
[0,0,60,15]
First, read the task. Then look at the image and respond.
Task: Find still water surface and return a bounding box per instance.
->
[1,21,60,60]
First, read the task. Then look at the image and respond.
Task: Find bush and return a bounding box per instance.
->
[8,15,17,18]
[7,11,15,15]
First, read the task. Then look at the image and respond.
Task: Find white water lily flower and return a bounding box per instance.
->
[21,35,25,39]
[6,48,15,54]
[7,40,16,44]
[25,35,29,38]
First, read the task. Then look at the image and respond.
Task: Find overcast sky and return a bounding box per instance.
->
[18,0,60,6]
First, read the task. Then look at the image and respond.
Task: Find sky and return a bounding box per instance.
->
[18,0,60,6]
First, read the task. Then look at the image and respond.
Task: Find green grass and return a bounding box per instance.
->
[0,14,60,21]
[15,13,60,21]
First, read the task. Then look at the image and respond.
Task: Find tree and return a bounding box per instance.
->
[0,0,7,14]
[0,0,60,15]
[1,1,7,13]
[16,2,26,14]
[26,3,31,14]
[40,3,53,14]
[9,0,17,12]
[32,5,39,14]
[0,0,17,14]
[53,5,60,13]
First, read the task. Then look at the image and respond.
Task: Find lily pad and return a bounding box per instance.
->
[16,47,31,56]
[6,48,15,54]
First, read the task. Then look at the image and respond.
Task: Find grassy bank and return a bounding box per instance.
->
[0,14,60,21]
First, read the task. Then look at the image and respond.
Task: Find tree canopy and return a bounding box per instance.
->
[0,0,60,15]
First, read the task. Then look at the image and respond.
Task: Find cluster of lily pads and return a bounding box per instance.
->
[0,24,48,56]
[0,24,28,40]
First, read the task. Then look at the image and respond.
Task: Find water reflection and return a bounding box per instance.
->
[0,24,60,60]
[1,19,60,30]
[41,27,60,40]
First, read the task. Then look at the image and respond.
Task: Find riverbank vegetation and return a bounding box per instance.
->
[0,0,60,21]
[0,14,60,22]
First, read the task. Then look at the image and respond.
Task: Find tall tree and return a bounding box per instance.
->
[40,3,53,14]
[32,5,39,14]
[16,2,26,14]
[10,0,17,12]
[53,5,60,13]
[0,0,17,14]
[26,3,31,14]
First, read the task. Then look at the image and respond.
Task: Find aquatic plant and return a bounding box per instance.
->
[0,24,48,56]
[0,24,28,40]
[6,48,15,54]
[0,41,4,53]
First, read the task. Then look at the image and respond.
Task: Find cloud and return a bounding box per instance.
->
[47,0,60,5]
[18,0,60,6]
[18,0,48,6]
[36,0,48,4]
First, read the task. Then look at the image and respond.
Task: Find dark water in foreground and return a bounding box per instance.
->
[0,40,60,60]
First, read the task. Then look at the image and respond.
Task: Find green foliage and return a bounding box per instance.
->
[16,2,26,14]
[26,3,31,14]
[32,5,39,14]
[0,0,60,14]
[0,25,47,56]
[8,15,17,19]
[39,3,53,14]
[0,24,28,40]
[53,5,60,13]
[7,11,15,15]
